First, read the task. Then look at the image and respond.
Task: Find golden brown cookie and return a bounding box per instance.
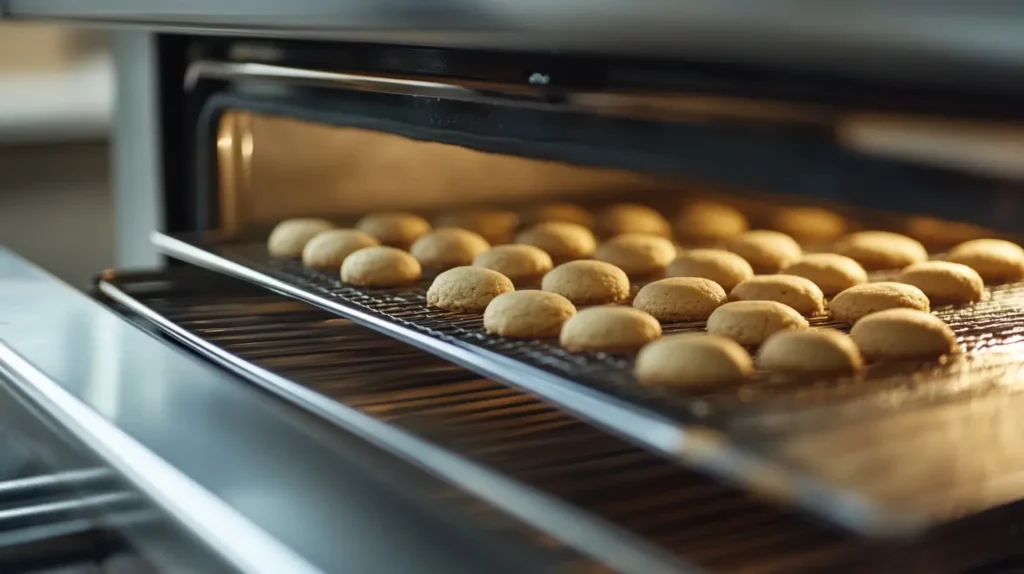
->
[757,329,864,375]
[472,244,553,285]
[632,278,727,322]
[515,222,597,261]
[541,260,630,305]
[729,275,826,317]
[635,334,753,388]
[595,203,672,238]
[355,212,432,249]
[268,218,335,258]
[768,206,847,245]
[410,227,491,270]
[666,248,754,292]
[301,229,380,269]
[947,239,1024,284]
[559,306,662,353]
[904,216,989,251]
[340,246,422,287]
[896,261,984,305]
[833,231,927,271]
[850,308,959,361]
[724,230,802,273]
[483,290,576,338]
[520,202,594,228]
[593,234,676,277]
[434,209,519,245]
[829,282,930,325]
[674,201,748,244]
[782,253,868,297]
[426,266,514,312]
[706,301,809,347]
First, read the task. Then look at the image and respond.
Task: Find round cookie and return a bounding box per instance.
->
[268,218,335,258]
[850,308,959,361]
[473,245,553,285]
[729,275,825,317]
[515,222,597,261]
[757,329,864,375]
[521,202,594,228]
[355,212,431,249]
[675,201,748,244]
[829,282,930,325]
[769,206,847,245]
[904,216,989,251]
[947,239,1024,284]
[341,246,422,287]
[426,266,514,312]
[896,261,984,305]
[301,229,380,269]
[706,301,809,347]
[783,254,867,297]
[724,230,802,273]
[666,248,754,292]
[633,278,727,322]
[593,234,676,277]
[635,334,753,388]
[411,227,491,270]
[595,203,672,238]
[833,231,927,271]
[434,209,519,245]
[541,260,630,305]
[559,306,662,353]
[483,290,576,338]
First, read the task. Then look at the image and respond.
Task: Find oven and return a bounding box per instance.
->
[2,3,1024,573]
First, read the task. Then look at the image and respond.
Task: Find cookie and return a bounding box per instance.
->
[706,301,809,347]
[782,253,868,297]
[947,239,1024,284]
[593,234,676,277]
[635,334,753,388]
[411,227,491,270]
[515,222,597,261]
[521,202,594,228]
[632,277,727,322]
[829,282,930,325]
[724,230,802,273]
[896,261,984,305]
[904,216,989,251]
[595,203,672,238]
[301,229,380,269]
[268,218,335,258]
[833,231,927,271]
[473,245,553,285]
[355,212,432,249]
[675,201,748,244]
[426,266,514,312]
[483,290,576,338]
[541,260,630,305]
[434,209,519,245]
[340,246,422,287]
[768,206,847,245]
[666,248,754,292]
[729,275,826,317]
[757,329,864,375]
[850,308,959,361]
[559,306,661,353]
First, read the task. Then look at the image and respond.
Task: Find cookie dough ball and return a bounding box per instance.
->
[595,203,672,238]
[473,245,553,285]
[724,230,802,273]
[426,266,514,313]
[355,212,431,249]
[301,229,380,269]
[707,301,809,347]
[769,206,847,245]
[833,231,927,271]
[434,209,519,245]
[341,246,422,287]
[521,202,594,228]
[757,329,863,375]
[666,249,754,292]
[411,227,490,270]
[896,261,984,305]
[904,216,989,251]
[850,308,959,361]
[829,282,930,325]
[560,306,661,353]
[483,290,576,338]
[268,218,335,258]
[675,201,748,244]
[541,260,630,305]
[633,278,727,322]
[593,234,676,277]
[729,275,826,317]
[515,222,597,261]
[947,239,1024,284]
[636,334,753,388]
[782,254,867,297]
